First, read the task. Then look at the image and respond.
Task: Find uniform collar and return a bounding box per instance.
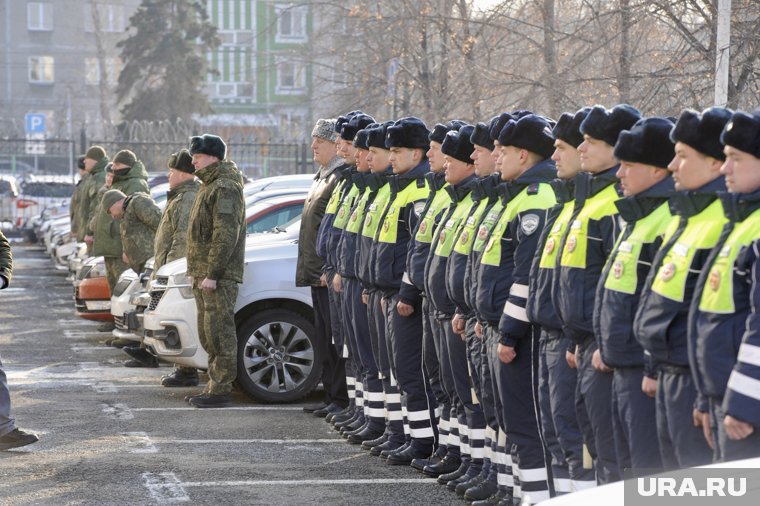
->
[426,170,447,192]
[615,175,674,222]
[445,174,478,202]
[367,167,393,192]
[550,176,577,204]
[472,172,502,203]
[389,160,430,193]
[669,176,726,218]
[720,187,760,222]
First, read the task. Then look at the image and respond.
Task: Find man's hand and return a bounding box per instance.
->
[201,278,217,292]
[362,292,368,305]
[397,300,414,317]
[498,343,516,364]
[332,273,342,293]
[122,252,129,264]
[475,321,483,338]
[566,349,577,369]
[452,314,465,334]
[693,408,715,449]
[592,349,612,373]
[84,235,94,245]
[725,415,755,441]
[319,273,327,287]
[641,376,657,398]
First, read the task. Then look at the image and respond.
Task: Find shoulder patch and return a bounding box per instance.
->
[520,214,540,235]
[218,198,234,214]
[527,183,539,195]
[413,201,426,217]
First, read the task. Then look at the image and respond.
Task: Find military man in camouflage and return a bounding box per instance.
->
[81,146,109,253]
[185,134,246,408]
[70,156,88,241]
[155,150,201,387]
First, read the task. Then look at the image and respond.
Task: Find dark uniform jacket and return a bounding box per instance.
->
[120,192,162,273]
[355,169,393,290]
[399,171,450,306]
[316,163,353,274]
[296,156,345,287]
[594,176,674,371]
[92,161,150,258]
[336,172,373,279]
[553,167,622,342]
[372,161,430,297]
[633,177,728,374]
[689,188,760,400]
[425,174,479,317]
[186,161,246,283]
[153,179,199,272]
[526,177,577,333]
[447,173,502,318]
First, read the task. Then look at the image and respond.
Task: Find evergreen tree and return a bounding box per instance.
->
[116,0,219,122]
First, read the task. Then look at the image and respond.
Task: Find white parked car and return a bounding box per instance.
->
[142,219,319,402]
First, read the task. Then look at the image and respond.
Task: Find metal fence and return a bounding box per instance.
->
[0,139,78,181]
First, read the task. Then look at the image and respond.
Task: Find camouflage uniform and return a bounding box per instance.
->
[119,192,161,274]
[70,173,89,241]
[91,160,150,291]
[81,158,108,243]
[153,179,199,272]
[186,161,245,396]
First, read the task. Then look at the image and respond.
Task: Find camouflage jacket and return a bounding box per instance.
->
[92,160,150,257]
[120,192,161,272]
[154,179,199,272]
[70,174,88,240]
[81,158,108,236]
[186,161,245,283]
[0,229,11,287]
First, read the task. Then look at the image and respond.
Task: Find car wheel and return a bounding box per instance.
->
[236,308,322,403]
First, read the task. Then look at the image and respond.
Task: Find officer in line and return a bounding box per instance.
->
[404,121,466,472]
[691,110,760,461]
[102,187,162,368]
[526,108,595,495]
[297,119,350,417]
[378,118,437,465]
[355,122,407,456]
[0,229,39,451]
[595,117,676,470]
[482,115,557,504]
[81,145,109,255]
[70,156,88,242]
[447,120,503,502]
[185,134,246,408]
[327,114,376,430]
[334,125,388,444]
[154,150,201,388]
[633,107,730,468]
[555,104,641,484]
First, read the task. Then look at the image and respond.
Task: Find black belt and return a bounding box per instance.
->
[659,364,690,375]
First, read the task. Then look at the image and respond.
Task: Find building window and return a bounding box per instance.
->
[28,2,53,31]
[208,49,255,101]
[29,56,55,84]
[84,57,122,86]
[84,3,125,33]
[275,4,307,43]
[275,58,305,95]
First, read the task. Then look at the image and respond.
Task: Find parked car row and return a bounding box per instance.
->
[39,174,320,403]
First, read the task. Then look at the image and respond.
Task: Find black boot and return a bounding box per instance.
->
[437,461,469,484]
[161,368,199,387]
[380,441,410,459]
[465,478,499,502]
[386,445,433,466]
[455,473,484,496]
[471,488,508,506]
[411,445,447,472]
[423,454,461,477]
[347,425,385,445]
[370,439,404,457]
[361,431,388,450]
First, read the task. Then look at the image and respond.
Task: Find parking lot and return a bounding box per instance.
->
[0,245,461,505]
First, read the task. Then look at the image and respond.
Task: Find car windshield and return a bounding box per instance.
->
[21,182,74,198]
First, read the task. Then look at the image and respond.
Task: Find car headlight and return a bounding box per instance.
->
[170,271,194,299]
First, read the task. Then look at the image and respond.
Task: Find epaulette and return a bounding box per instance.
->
[527,182,540,195]
[417,178,426,188]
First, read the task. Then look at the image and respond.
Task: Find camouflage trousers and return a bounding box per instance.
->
[193,279,239,395]
[104,256,129,293]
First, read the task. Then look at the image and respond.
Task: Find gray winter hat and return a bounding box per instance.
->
[102,189,126,211]
[311,118,338,142]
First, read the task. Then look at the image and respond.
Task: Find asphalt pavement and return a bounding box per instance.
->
[0,245,462,505]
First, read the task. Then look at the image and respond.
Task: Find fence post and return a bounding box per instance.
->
[80,127,87,155]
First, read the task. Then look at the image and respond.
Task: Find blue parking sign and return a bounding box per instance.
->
[25,113,46,134]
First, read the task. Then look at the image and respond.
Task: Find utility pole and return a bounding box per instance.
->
[714,0,731,107]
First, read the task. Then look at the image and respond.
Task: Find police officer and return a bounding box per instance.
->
[690,110,760,461]
[713,113,760,460]
[297,119,350,417]
[595,117,676,470]
[423,125,481,485]
[633,108,730,468]
[185,134,246,408]
[377,117,436,465]
[555,104,641,484]
[526,108,595,495]
[156,150,201,387]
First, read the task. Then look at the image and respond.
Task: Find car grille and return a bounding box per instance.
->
[147,290,165,311]
[154,276,168,286]
[114,315,126,330]
[112,278,132,297]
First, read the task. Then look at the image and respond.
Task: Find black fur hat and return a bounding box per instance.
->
[335,110,364,133]
[470,122,495,150]
[671,107,733,160]
[340,113,376,141]
[385,117,431,150]
[353,124,376,150]
[614,117,675,168]
[489,113,514,141]
[366,121,394,150]
[553,107,591,148]
[580,104,641,147]
[168,149,195,174]
[721,111,760,159]
[429,120,467,144]
[441,124,475,163]
[498,114,555,159]
[189,134,226,160]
